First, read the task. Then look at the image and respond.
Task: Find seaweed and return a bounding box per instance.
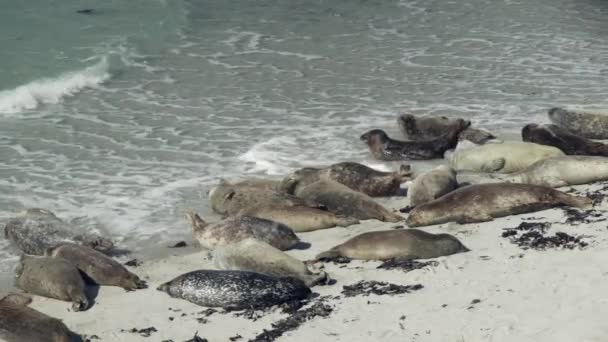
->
[342,281,423,297]
[376,258,438,272]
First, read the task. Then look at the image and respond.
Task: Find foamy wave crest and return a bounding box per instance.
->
[0,57,110,114]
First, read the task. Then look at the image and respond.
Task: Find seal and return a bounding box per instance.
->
[185,210,300,250]
[446,141,565,173]
[280,162,412,197]
[548,107,608,139]
[4,208,113,256]
[157,269,311,309]
[408,165,458,207]
[15,255,89,311]
[0,293,82,342]
[47,243,147,291]
[237,206,359,232]
[501,156,608,188]
[406,183,592,227]
[211,238,327,287]
[398,113,495,144]
[230,178,280,191]
[283,178,403,222]
[314,229,469,261]
[522,123,608,156]
[360,119,469,160]
[209,180,323,216]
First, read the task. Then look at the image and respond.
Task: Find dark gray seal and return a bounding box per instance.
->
[522,123,608,156]
[406,183,592,227]
[280,162,412,197]
[15,255,89,311]
[47,243,147,291]
[4,208,113,255]
[185,211,300,250]
[157,270,311,309]
[360,119,469,161]
[0,294,82,342]
[315,229,469,261]
[548,107,608,139]
[398,113,495,144]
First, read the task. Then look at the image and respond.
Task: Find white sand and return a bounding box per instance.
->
[10,182,608,342]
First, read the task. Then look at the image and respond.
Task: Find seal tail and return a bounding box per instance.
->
[314,249,342,262]
[185,210,207,232]
[382,211,405,223]
[156,282,171,293]
[558,193,593,209]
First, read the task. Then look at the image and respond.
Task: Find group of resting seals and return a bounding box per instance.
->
[2,106,608,341]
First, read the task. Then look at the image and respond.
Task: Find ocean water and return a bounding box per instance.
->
[1,0,608,276]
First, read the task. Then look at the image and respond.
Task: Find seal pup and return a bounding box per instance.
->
[15,255,89,311]
[284,178,403,222]
[157,270,311,309]
[548,107,608,139]
[47,243,147,291]
[0,293,82,342]
[446,141,565,173]
[408,165,458,207]
[360,120,469,160]
[185,211,300,250]
[211,238,327,287]
[406,183,592,227]
[280,162,412,197]
[522,123,608,156]
[238,206,359,232]
[209,180,323,216]
[398,113,495,144]
[4,208,113,255]
[501,156,608,188]
[315,229,469,261]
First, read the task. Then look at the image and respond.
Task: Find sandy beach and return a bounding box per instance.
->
[3,181,605,342]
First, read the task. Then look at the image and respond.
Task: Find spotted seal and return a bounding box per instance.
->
[185,211,300,250]
[522,123,608,156]
[4,208,113,255]
[406,183,592,227]
[157,270,311,309]
[315,229,469,261]
[398,113,495,144]
[548,107,608,139]
[408,165,458,207]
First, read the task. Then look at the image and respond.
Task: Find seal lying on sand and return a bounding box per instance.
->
[157,270,311,309]
[280,162,412,197]
[211,238,327,287]
[360,120,469,160]
[209,180,323,216]
[238,206,359,232]
[501,156,608,188]
[0,294,82,342]
[398,114,495,144]
[408,165,458,207]
[446,141,565,173]
[406,183,592,227]
[230,178,280,191]
[47,243,147,291]
[4,208,113,256]
[15,255,89,311]
[315,229,469,261]
[548,107,608,139]
[522,123,608,156]
[283,178,403,222]
[185,211,300,250]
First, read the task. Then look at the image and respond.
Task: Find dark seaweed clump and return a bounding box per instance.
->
[399,205,414,213]
[124,259,142,267]
[317,255,352,264]
[342,281,423,297]
[501,222,588,250]
[248,297,334,342]
[121,327,157,337]
[562,208,605,225]
[376,258,438,273]
[231,298,308,322]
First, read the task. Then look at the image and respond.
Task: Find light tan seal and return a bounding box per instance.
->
[15,255,88,311]
[408,165,458,207]
[230,178,280,191]
[238,205,359,232]
[185,211,300,250]
[0,293,82,342]
[315,229,469,261]
[283,178,403,222]
[211,238,327,287]
[209,180,323,216]
[406,183,592,227]
[47,243,147,291]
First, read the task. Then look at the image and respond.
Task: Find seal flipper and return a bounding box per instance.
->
[398,164,413,181]
[539,176,568,188]
[480,158,506,173]
[314,249,342,262]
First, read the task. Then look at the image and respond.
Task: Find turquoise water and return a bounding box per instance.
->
[1,0,608,274]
